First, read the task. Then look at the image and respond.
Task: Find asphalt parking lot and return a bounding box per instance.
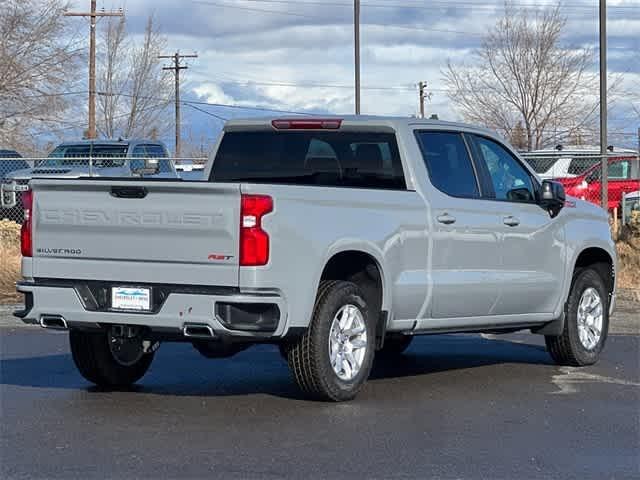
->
[1,298,638,480]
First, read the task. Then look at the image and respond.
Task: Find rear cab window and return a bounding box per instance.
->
[44,144,128,168]
[586,158,639,182]
[210,130,406,190]
[131,144,172,173]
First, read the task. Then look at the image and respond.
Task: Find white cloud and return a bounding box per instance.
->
[193,83,236,105]
[117,0,640,147]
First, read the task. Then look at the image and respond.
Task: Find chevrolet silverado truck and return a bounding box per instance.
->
[15,117,617,401]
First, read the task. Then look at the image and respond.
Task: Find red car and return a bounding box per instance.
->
[557,156,640,210]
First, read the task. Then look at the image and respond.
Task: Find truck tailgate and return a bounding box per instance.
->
[29,179,241,286]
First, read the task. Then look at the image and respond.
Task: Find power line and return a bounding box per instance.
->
[228,0,640,11]
[27,101,176,138]
[213,77,415,91]
[193,0,487,35]
[99,90,317,115]
[184,102,228,121]
[193,0,314,17]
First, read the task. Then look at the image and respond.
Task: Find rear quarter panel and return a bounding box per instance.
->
[238,183,428,330]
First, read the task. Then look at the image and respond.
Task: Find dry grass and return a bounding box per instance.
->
[616,212,640,290]
[0,220,21,302]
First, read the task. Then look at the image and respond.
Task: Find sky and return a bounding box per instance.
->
[90,0,640,153]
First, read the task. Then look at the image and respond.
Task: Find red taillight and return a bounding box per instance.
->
[21,189,33,257]
[239,194,273,266]
[271,118,342,130]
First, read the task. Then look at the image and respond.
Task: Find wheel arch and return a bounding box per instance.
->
[573,246,615,300]
[317,246,388,318]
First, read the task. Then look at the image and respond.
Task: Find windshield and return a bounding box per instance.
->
[40,144,128,168]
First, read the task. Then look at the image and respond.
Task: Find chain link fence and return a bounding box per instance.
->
[3,150,638,227]
[0,157,207,225]
[521,151,640,210]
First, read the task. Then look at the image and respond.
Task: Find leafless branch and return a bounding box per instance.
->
[96,15,172,140]
[442,2,604,151]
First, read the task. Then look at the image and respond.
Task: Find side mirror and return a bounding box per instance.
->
[539,180,565,218]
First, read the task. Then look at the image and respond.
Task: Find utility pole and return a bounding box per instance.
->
[158,52,198,157]
[599,0,608,210]
[64,1,123,140]
[419,81,427,118]
[354,0,361,115]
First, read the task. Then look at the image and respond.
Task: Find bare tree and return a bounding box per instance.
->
[97,15,172,140]
[0,0,83,152]
[443,3,601,151]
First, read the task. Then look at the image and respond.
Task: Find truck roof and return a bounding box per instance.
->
[223,116,500,137]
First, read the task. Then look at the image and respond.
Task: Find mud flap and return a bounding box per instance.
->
[376,311,388,350]
[531,312,565,336]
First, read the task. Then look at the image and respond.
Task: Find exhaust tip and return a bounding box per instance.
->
[183,323,215,338]
[40,315,68,330]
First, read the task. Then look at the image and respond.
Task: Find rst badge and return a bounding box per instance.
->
[208,254,233,261]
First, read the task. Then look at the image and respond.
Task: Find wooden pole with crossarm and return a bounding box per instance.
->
[158,52,198,157]
[64,1,123,139]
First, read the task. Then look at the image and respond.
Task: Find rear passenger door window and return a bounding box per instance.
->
[473,136,536,203]
[415,131,479,198]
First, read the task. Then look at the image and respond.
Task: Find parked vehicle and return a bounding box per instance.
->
[1,139,177,211]
[523,145,637,180]
[623,191,640,224]
[0,150,30,221]
[556,156,640,211]
[175,160,206,181]
[15,117,617,401]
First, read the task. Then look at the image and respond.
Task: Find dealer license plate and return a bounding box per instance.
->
[111,287,151,311]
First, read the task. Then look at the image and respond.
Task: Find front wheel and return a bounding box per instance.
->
[286,281,375,401]
[70,327,155,387]
[545,267,609,366]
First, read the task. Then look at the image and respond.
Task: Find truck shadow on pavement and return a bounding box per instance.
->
[0,334,552,400]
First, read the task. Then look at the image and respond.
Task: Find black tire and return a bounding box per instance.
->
[286,280,375,401]
[69,329,154,387]
[379,334,413,356]
[545,266,610,366]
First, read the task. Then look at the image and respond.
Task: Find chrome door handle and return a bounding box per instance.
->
[503,216,520,227]
[436,213,456,225]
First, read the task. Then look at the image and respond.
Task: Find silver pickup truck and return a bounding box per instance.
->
[15,117,617,401]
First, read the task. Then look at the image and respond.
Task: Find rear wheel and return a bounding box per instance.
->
[545,267,609,366]
[69,326,155,387]
[286,281,375,401]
